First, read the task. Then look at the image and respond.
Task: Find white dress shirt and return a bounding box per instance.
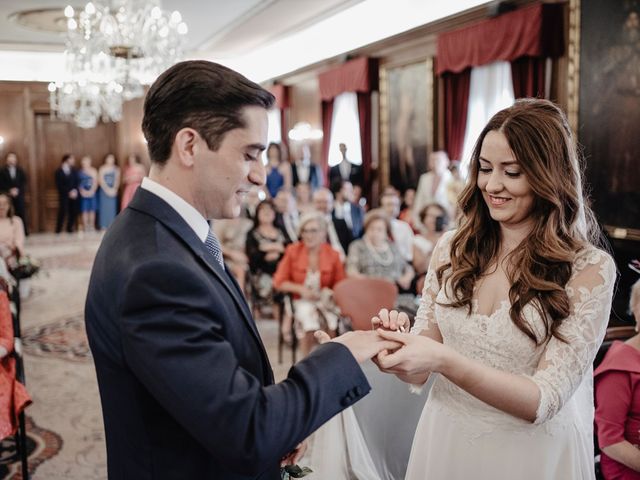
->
[141,177,210,243]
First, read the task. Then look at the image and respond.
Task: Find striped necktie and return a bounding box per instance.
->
[204,230,224,269]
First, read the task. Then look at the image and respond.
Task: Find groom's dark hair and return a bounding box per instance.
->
[142,60,275,166]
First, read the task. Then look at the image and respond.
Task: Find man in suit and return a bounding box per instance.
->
[330,178,364,240]
[328,143,363,189]
[0,152,28,234]
[85,60,396,480]
[54,153,79,233]
[290,144,322,191]
[312,187,353,260]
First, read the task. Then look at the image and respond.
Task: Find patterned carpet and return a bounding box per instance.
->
[2,232,288,479]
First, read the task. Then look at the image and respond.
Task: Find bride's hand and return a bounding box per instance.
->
[373,329,449,381]
[371,308,410,332]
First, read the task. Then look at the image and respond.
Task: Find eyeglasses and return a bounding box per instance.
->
[301,228,320,234]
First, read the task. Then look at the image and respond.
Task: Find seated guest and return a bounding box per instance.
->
[0,192,25,265]
[595,279,640,479]
[312,187,352,260]
[380,191,414,263]
[295,182,315,216]
[0,276,31,440]
[273,189,299,244]
[212,216,253,292]
[246,200,286,312]
[273,212,345,357]
[330,178,364,240]
[412,203,449,276]
[346,209,414,313]
[399,187,417,232]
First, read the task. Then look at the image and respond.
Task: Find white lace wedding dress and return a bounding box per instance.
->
[406,231,616,479]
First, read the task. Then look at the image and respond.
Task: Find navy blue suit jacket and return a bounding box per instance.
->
[85,188,370,479]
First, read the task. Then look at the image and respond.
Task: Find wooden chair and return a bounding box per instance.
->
[333,277,398,331]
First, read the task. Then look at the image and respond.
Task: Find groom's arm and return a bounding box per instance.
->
[120,257,377,476]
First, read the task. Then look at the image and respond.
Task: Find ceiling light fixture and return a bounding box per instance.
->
[49,0,188,129]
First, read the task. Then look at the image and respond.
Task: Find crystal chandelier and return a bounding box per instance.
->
[48,0,188,129]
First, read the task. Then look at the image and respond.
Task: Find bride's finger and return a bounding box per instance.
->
[377,308,390,328]
[371,316,381,330]
[389,310,399,330]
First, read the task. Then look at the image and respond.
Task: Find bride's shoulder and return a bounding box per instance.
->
[571,244,616,284]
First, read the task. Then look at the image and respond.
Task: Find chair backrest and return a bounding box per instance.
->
[333,277,398,331]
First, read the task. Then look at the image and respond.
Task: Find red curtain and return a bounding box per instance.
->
[437,3,564,75]
[269,84,290,149]
[443,68,471,162]
[318,57,376,101]
[321,99,334,182]
[318,57,378,187]
[357,92,372,197]
[511,56,546,99]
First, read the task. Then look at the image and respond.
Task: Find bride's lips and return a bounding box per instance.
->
[487,194,511,206]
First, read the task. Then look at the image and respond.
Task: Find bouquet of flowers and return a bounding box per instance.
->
[280,464,313,479]
[9,255,41,280]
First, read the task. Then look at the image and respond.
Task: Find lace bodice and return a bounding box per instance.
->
[411,231,616,432]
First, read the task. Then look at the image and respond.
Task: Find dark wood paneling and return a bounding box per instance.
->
[35,115,117,231]
[0,80,146,232]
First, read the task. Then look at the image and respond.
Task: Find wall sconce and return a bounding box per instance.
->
[0,135,4,155]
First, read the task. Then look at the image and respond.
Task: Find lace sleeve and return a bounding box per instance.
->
[530,249,616,424]
[411,231,454,335]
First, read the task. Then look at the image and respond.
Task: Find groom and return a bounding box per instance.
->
[84,60,396,480]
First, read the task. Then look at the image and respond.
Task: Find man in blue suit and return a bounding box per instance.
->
[85,60,396,479]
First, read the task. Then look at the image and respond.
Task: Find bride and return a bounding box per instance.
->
[373,99,616,479]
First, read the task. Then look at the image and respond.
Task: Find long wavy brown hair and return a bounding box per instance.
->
[438,99,601,344]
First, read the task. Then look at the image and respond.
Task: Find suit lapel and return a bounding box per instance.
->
[128,189,270,364]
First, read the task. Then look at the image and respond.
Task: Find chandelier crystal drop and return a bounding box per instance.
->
[49,0,188,129]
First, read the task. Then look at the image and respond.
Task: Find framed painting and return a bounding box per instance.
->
[574,0,640,326]
[578,0,640,234]
[379,59,433,193]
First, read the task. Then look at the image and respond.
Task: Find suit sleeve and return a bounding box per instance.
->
[120,257,370,476]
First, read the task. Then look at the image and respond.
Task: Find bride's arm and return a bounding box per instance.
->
[378,250,616,423]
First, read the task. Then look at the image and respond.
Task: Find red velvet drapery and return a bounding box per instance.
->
[437,3,563,159]
[443,68,471,162]
[511,56,546,99]
[318,57,378,187]
[436,3,564,75]
[321,99,334,184]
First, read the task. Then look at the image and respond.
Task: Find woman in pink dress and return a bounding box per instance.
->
[595,279,640,479]
[120,154,146,209]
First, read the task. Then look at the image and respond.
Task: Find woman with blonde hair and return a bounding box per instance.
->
[373,98,616,478]
[274,211,345,356]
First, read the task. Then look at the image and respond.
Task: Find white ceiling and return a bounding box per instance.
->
[0,0,490,83]
[0,0,364,55]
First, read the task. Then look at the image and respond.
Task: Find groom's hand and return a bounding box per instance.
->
[371,308,410,332]
[280,440,308,467]
[314,330,401,364]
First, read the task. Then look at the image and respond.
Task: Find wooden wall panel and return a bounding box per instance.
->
[0,81,146,232]
[288,77,322,165]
